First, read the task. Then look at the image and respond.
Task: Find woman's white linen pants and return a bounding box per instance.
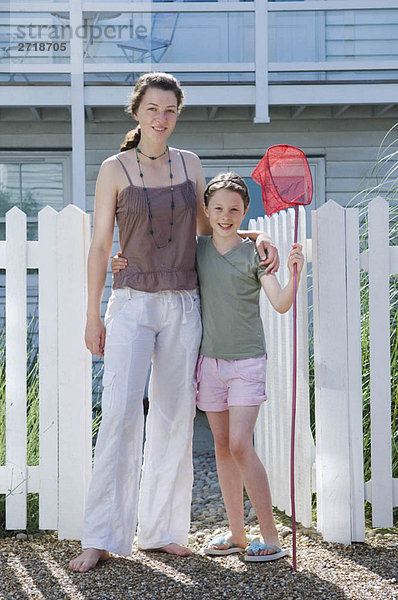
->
[81,287,202,556]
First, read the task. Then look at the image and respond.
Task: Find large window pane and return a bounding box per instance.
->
[1,12,70,64]
[269,10,398,63]
[83,11,254,65]
[0,160,65,240]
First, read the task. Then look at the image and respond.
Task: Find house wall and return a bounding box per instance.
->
[0,103,397,319]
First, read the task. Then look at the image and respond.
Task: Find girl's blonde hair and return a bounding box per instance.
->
[204,172,250,210]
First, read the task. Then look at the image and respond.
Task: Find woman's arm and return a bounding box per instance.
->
[259,244,304,313]
[85,158,118,356]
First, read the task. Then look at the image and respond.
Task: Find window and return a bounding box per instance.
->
[0,152,71,313]
[0,152,71,240]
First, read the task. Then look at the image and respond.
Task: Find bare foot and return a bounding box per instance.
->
[68,548,110,572]
[139,543,192,556]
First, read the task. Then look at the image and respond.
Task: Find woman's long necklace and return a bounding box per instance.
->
[136,147,174,249]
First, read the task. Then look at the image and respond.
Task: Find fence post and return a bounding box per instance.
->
[5,208,27,530]
[368,197,393,527]
[312,200,353,543]
[38,207,59,530]
[57,205,92,539]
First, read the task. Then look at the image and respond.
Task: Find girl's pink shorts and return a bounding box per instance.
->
[196,354,267,412]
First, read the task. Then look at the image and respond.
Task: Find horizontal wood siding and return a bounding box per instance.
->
[0,105,397,321]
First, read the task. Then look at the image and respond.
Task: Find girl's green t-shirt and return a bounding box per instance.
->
[196,236,267,360]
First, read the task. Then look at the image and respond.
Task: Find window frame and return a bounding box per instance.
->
[0,151,71,226]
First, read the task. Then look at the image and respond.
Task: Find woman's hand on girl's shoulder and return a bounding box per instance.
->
[256,234,280,274]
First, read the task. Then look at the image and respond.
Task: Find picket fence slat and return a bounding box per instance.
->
[268,214,281,507]
[294,207,313,528]
[311,206,323,533]
[273,212,285,512]
[27,241,39,269]
[27,466,40,493]
[278,210,291,515]
[38,207,59,530]
[5,208,28,530]
[312,201,352,543]
[345,208,365,542]
[391,247,398,273]
[57,206,92,540]
[368,197,393,528]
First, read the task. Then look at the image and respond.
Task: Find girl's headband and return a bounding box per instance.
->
[205,178,247,192]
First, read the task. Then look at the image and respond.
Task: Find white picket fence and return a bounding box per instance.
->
[0,199,396,543]
[0,206,92,539]
[249,207,315,530]
[251,197,397,543]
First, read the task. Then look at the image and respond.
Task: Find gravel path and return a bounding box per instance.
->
[0,451,397,600]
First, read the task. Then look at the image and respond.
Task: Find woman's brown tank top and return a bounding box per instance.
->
[112,150,198,292]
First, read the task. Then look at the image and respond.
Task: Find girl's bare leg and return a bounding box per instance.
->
[228,406,281,556]
[68,548,110,573]
[206,410,247,550]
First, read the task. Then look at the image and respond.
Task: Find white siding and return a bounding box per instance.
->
[0,104,397,319]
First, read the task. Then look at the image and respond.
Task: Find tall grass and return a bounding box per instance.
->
[0,318,40,535]
[349,126,398,486]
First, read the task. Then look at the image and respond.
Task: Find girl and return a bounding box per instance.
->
[195,173,304,561]
[69,73,279,573]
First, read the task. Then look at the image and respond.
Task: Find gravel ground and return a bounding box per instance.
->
[0,451,397,600]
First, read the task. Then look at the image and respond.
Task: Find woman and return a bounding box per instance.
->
[69,72,279,573]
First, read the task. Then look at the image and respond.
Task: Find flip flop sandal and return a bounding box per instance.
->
[203,536,245,556]
[245,541,290,562]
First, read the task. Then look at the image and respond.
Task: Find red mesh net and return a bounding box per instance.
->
[252,145,313,217]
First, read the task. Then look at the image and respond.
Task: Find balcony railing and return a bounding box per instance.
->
[0,2,397,121]
[1,3,397,81]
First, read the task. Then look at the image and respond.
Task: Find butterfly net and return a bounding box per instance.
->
[252,145,313,217]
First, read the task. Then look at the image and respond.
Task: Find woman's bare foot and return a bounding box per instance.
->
[68,548,110,572]
[139,543,192,556]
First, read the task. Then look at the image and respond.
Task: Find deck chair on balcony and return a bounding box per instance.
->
[0,34,30,82]
[117,12,179,72]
